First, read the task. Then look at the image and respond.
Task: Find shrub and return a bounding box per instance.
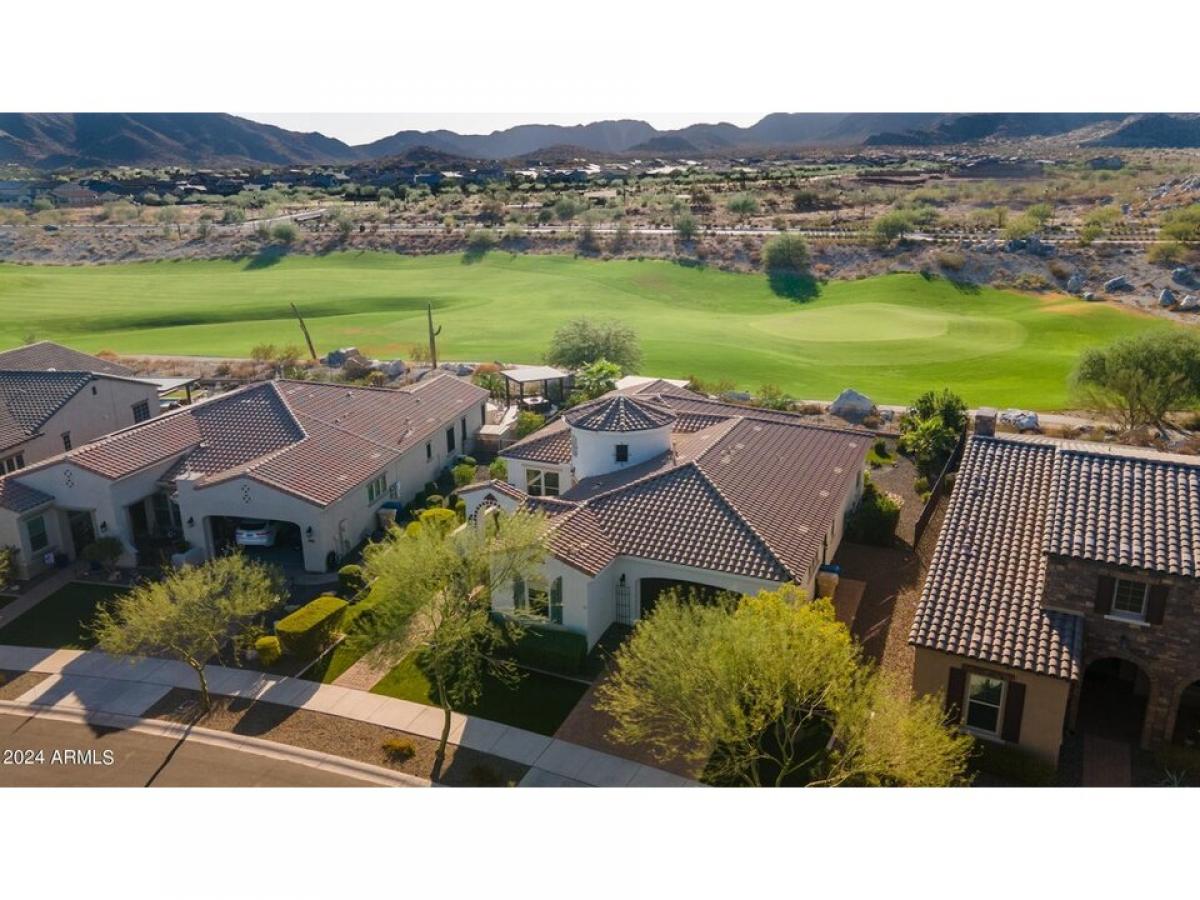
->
[425,493,445,508]
[452,463,477,487]
[338,564,366,597]
[844,479,902,547]
[460,456,477,468]
[499,619,588,675]
[1048,259,1072,280]
[935,250,964,271]
[254,635,282,667]
[454,498,467,523]
[82,537,125,571]
[275,594,348,659]
[914,475,931,495]
[872,438,888,457]
[972,741,1056,787]
[270,221,299,244]
[488,458,508,480]
[515,411,546,438]
[382,737,416,762]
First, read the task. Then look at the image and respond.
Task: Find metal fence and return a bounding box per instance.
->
[912,429,967,548]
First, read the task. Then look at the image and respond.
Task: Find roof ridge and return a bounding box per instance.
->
[660,393,872,438]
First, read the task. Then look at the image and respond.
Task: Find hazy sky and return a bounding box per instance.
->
[240,113,768,145]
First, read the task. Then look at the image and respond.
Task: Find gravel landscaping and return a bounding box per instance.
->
[0,669,50,701]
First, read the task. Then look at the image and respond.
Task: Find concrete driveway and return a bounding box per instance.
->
[0,713,374,787]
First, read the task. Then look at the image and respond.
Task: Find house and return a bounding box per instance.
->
[0,374,488,580]
[910,410,1200,765]
[48,183,103,207]
[0,342,163,474]
[459,383,869,648]
[0,180,36,207]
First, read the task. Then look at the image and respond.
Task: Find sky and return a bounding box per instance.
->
[239,113,768,146]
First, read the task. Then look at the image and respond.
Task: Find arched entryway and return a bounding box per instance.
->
[1078,657,1151,742]
[1171,680,1200,747]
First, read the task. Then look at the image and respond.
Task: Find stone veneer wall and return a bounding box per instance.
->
[1043,555,1200,746]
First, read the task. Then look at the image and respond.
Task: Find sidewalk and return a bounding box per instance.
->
[0,645,695,788]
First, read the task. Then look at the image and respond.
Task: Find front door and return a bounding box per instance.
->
[67,510,96,557]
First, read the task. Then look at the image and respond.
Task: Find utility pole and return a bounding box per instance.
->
[427,302,442,370]
[290,302,319,362]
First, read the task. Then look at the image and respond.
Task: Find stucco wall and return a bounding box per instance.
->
[570,423,672,481]
[913,647,1073,765]
[2,376,160,468]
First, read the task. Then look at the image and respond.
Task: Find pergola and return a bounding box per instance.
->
[501,365,572,408]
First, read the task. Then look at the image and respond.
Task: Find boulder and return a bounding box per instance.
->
[1004,238,1027,253]
[379,359,407,378]
[1083,291,1098,301]
[1160,288,1177,308]
[1104,275,1132,292]
[1066,273,1084,295]
[1000,409,1040,432]
[323,346,361,367]
[1173,267,1197,288]
[1026,236,1055,257]
[1180,295,1200,312]
[830,388,875,420]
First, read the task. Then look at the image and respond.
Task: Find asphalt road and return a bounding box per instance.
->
[0,713,374,787]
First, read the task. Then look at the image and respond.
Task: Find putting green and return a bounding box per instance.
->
[0,252,1174,409]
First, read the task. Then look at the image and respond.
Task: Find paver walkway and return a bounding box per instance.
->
[1082,734,1132,787]
[0,644,694,788]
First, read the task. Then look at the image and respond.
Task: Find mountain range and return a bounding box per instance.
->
[1,112,1196,169]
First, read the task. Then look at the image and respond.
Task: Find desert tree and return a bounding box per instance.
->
[545,317,643,374]
[1073,331,1200,434]
[353,508,548,777]
[92,554,285,712]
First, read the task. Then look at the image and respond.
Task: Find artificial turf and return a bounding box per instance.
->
[0,582,124,650]
[0,252,1173,409]
[370,653,588,736]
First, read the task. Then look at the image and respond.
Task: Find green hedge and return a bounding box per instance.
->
[845,479,901,547]
[497,618,588,675]
[337,564,366,597]
[275,594,348,659]
[255,635,282,667]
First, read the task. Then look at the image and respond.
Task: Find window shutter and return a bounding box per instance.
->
[1094,575,1115,614]
[1147,584,1169,625]
[945,667,966,722]
[1001,681,1026,743]
[550,577,563,625]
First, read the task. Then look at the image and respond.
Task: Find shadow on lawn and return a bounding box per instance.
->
[769,270,822,302]
[241,244,291,270]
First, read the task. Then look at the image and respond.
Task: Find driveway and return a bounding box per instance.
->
[0,713,373,787]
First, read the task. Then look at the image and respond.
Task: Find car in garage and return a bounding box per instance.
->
[234,520,282,547]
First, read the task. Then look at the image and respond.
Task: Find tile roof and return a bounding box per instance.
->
[0,476,55,512]
[13,374,487,508]
[0,341,134,377]
[503,417,572,464]
[1047,445,1200,578]
[563,394,677,432]
[0,371,94,452]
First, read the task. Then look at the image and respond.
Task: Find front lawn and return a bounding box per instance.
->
[0,582,125,649]
[371,654,588,736]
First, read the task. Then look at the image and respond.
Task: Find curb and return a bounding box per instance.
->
[0,700,430,788]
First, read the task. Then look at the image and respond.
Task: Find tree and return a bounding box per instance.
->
[1073,331,1200,434]
[575,358,622,400]
[871,211,913,247]
[1026,202,1053,230]
[726,193,759,221]
[596,588,970,787]
[514,410,545,438]
[763,233,810,275]
[92,555,285,712]
[675,212,699,243]
[899,389,966,478]
[270,221,299,244]
[545,317,642,374]
[353,509,547,776]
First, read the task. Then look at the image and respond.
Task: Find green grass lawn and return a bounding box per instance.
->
[0,582,124,649]
[371,653,588,736]
[0,252,1175,409]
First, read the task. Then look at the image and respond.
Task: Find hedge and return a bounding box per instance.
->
[255,635,282,667]
[275,594,348,659]
[496,617,588,675]
[844,479,901,547]
[338,564,366,597]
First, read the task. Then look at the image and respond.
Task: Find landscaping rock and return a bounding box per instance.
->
[1000,408,1040,431]
[1083,292,1098,301]
[830,388,875,420]
[1026,236,1055,257]
[1066,273,1084,295]
[324,346,361,367]
[1173,267,1197,288]
[1160,288,1177,307]
[1180,295,1200,312]
[1104,275,1132,292]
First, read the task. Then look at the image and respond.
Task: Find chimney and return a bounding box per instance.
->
[974,407,997,437]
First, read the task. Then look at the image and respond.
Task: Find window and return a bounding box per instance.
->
[446,426,456,454]
[964,673,1005,735]
[461,417,467,445]
[425,441,432,462]
[615,443,629,463]
[527,586,550,618]
[132,400,151,423]
[1112,578,1149,620]
[514,576,562,624]
[549,576,563,625]
[367,473,387,504]
[526,468,560,497]
[2,453,25,474]
[61,432,72,451]
[25,515,48,552]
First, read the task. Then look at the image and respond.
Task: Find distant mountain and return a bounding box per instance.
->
[1086,113,1200,148]
[863,113,1127,145]
[3,111,1199,169]
[0,113,356,167]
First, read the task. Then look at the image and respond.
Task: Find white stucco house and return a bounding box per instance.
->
[0,341,165,474]
[459,381,870,648]
[0,373,488,579]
